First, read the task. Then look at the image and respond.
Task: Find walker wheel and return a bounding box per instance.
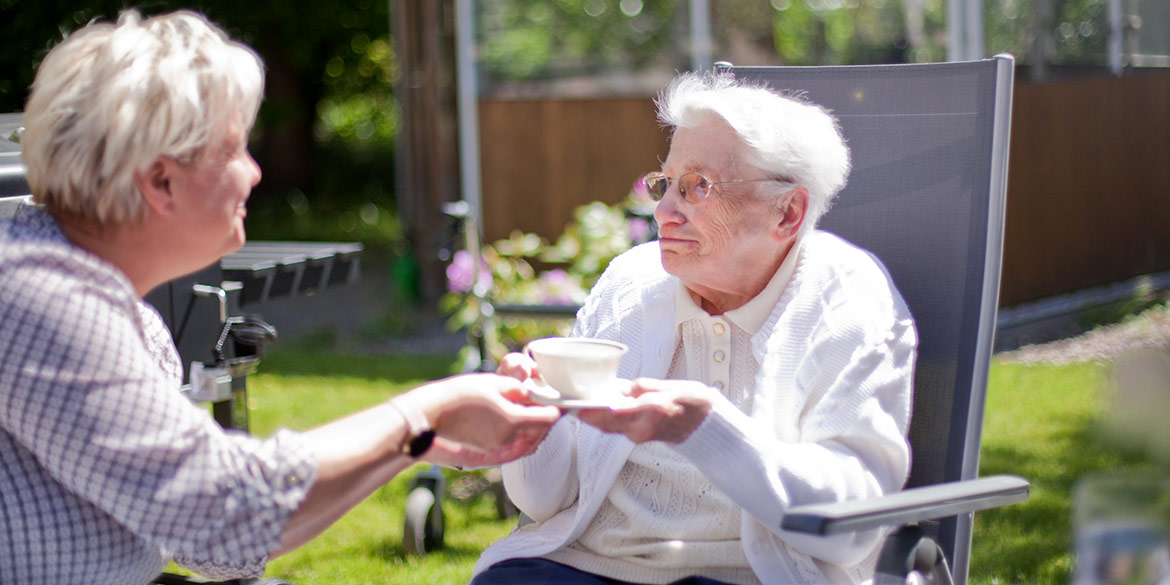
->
[403,485,445,555]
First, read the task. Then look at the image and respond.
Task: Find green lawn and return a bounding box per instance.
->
[224,347,1160,584]
[971,359,1159,585]
[241,350,517,584]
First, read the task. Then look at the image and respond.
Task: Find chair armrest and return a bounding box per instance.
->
[780,474,1029,535]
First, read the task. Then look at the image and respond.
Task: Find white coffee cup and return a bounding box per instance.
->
[523,337,628,400]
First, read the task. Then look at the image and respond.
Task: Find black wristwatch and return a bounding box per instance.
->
[391,399,435,458]
[406,429,435,458]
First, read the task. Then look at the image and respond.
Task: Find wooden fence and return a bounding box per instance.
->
[1002,71,1170,306]
[479,98,670,242]
[477,70,1170,308]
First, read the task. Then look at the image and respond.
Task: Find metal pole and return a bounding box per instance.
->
[454,0,484,231]
[947,0,985,61]
[947,0,963,61]
[1108,0,1124,75]
[689,0,712,72]
[965,0,984,60]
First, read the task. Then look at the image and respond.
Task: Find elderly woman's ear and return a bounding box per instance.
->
[774,186,809,241]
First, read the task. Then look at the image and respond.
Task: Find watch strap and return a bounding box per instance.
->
[389,398,434,458]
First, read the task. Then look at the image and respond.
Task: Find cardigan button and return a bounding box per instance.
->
[713,350,726,363]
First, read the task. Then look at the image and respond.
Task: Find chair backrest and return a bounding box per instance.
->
[723,56,1013,584]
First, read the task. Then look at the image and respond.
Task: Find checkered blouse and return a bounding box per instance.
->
[0,206,317,585]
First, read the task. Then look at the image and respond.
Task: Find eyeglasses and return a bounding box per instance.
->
[642,171,787,203]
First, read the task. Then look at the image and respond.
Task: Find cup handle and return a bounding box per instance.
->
[521,343,548,389]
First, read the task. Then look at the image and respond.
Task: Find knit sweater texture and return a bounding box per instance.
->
[473,231,917,585]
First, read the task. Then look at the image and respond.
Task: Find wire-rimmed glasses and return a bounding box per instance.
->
[642,171,788,203]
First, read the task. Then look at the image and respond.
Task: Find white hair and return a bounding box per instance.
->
[655,72,851,238]
[22,9,264,224]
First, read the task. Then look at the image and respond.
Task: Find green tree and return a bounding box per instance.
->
[720,0,948,66]
[476,0,682,87]
[0,0,403,249]
[984,0,1111,67]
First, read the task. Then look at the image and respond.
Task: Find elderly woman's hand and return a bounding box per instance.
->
[575,378,717,444]
[496,351,538,382]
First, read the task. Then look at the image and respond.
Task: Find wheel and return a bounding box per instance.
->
[491,476,517,519]
[403,485,444,555]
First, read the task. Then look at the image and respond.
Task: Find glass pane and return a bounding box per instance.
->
[984,0,1113,69]
[714,0,948,66]
[475,0,688,98]
[1132,0,1170,67]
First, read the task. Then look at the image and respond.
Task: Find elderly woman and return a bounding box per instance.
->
[472,73,917,585]
[0,10,560,585]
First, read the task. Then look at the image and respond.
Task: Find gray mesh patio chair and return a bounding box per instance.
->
[715,55,1027,585]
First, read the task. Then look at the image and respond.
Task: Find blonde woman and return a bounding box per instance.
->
[0,10,560,584]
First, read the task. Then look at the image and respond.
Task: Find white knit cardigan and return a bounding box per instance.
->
[473,231,918,585]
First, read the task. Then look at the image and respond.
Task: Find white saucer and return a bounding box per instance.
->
[524,380,634,410]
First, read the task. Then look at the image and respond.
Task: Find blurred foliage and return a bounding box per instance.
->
[475,0,1122,81]
[477,0,680,83]
[728,0,948,65]
[984,0,1111,66]
[440,187,656,361]
[0,0,403,252]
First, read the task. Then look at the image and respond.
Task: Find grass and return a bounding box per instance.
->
[970,359,1160,585]
[197,345,1164,584]
[235,349,516,584]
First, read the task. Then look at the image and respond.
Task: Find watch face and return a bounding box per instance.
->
[409,429,436,458]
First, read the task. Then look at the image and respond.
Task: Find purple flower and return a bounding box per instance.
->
[446,250,489,293]
[538,269,581,304]
[626,217,651,244]
[631,175,653,205]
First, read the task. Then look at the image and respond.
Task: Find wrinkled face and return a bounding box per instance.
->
[169,121,261,262]
[653,120,786,298]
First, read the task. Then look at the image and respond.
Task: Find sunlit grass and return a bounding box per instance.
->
[970,359,1159,585]
[241,349,516,584]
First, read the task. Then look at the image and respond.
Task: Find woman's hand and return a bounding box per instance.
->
[575,378,716,444]
[397,373,561,465]
[421,434,544,469]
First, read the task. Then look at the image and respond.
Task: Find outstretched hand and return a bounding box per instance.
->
[574,378,716,444]
[398,373,561,467]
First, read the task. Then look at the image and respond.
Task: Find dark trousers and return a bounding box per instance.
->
[469,558,739,585]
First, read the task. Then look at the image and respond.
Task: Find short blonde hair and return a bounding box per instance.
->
[22,9,264,224]
[656,72,851,239]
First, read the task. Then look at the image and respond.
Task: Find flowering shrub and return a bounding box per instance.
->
[441,181,656,363]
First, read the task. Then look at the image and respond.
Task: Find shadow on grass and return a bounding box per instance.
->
[972,418,1159,584]
[374,538,491,562]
